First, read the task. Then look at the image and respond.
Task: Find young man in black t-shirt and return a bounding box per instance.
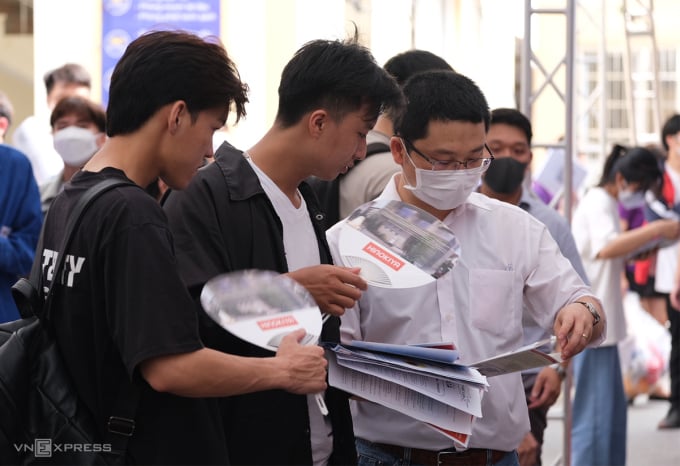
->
[164,37,403,465]
[37,30,331,465]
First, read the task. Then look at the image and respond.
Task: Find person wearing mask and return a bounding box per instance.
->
[12,63,91,185]
[40,96,106,215]
[326,70,605,466]
[0,89,41,323]
[307,49,454,227]
[33,30,332,464]
[481,107,589,466]
[570,144,680,465]
[163,37,402,465]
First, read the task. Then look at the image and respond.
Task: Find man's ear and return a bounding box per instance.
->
[666,133,676,151]
[95,132,107,147]
[390,136,406,165]
[168,101,187,135]
[525,150,534,175]
[308,110,327,138]
[0,116,9,139]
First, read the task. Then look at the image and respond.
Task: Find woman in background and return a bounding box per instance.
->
[570,144,680,466]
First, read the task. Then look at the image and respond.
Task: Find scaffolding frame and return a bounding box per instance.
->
[622,0,662,145]
[520,2,577,465]
[521,2,660,465]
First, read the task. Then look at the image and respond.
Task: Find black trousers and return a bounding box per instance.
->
[664,295,680,408]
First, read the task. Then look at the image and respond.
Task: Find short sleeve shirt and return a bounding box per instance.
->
[41,168,228,464]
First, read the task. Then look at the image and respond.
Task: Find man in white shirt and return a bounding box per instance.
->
[326,70,605,466]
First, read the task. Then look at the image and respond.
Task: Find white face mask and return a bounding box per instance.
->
[53,126,99,167]
[618,188,646,210]
[402,149,486,210]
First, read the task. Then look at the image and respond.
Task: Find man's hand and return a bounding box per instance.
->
[528,366,562,409]
[554,298,604,359]
[287,265,367,316]
[275,329,328,395]
[517,432,539,466]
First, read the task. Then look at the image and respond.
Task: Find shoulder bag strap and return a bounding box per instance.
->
[43,178,142,457]
[42,178,137,313]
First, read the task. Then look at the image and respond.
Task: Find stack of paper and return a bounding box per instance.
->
[324,338,562,448]
[325,341,487,448]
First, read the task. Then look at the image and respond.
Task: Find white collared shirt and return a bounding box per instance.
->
[326,175,595,451]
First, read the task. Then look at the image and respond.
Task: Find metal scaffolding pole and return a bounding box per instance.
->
[521,1,575,465]
[622,0,661,145]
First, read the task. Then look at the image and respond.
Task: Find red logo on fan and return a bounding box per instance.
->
[363,242,404,271]
[257,315,299,330]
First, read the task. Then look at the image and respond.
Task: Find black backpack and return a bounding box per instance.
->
[306,141,390,228]
[0,179,139,465]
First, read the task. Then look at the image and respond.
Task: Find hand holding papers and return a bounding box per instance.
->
[325,341,487,448]
[469,337,562,377]
[338,199,461,288]
[200,270,328,415]
[325,338,562,447]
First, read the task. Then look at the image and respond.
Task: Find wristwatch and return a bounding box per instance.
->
[551,364,567,381]
[576,301,600,326]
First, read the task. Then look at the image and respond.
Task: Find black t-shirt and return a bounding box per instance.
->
[41,168,228,465]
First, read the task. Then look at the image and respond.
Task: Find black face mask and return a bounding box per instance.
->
[483,157,528,194]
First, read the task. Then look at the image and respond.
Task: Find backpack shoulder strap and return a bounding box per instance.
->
[42,178,138,316]
[365,141,390,157]
[13,179,138,319]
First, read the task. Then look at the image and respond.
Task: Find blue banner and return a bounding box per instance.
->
[101,0,221,106]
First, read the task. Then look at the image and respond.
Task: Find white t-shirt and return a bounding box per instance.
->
[571,186,626,346]
[246,155,331,466]
[655,164,680,293]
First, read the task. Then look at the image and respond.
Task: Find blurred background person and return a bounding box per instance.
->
[620,144,668,326]
[570,144,680,465]
[649,114,680,429]
[12,63,91,185]
[0,89,42,323]
[40,96,106,215]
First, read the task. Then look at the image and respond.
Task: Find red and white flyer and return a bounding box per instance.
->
[338,199,461,288]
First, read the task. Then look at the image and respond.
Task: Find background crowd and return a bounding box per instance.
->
[0,27,678,466]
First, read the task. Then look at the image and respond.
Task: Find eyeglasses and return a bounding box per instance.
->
[402,138,495,171]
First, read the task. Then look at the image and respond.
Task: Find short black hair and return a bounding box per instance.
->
[661,114,680,151]
[275,38,402,127]
[43,63,91,96]
[383,49,453,86]
[50,96,106,133]
[106,30,249,137]
[394,70,490,141]
[490,108,533,145]
[383,50,453,121]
